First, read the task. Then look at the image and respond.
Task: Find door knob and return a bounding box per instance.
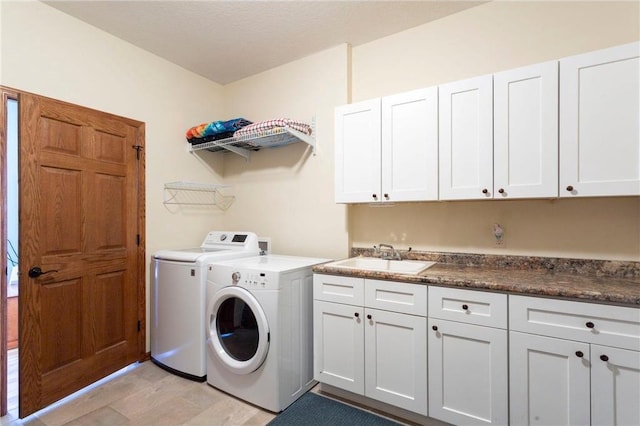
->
[28,266,58,278]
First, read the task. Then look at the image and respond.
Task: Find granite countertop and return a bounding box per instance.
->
[312,250,640,307]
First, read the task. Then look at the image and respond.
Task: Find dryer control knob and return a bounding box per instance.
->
[232,272,241,282]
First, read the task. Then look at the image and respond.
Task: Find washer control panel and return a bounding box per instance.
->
[233,269,278,289]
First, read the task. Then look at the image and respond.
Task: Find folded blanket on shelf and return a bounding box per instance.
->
[233,118,312,138]
[186,118,252,142]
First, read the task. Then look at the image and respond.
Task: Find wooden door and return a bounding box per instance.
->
[438,74,493,200]
[18,92,144,417]
[381,87,438,202]
[334,99,381,203]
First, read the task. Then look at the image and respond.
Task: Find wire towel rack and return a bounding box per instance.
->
[163,181,234,210]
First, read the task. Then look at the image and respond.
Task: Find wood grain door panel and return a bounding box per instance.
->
[18,92,143,417]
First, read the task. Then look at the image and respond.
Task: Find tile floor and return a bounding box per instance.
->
[1,355,424,426]
[1,359,277,426]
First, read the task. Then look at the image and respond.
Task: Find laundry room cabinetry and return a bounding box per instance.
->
[427,286,508,425]
[313,275,428,415]
[559,41,640,197]
[334,87,438,203]
[439,60,559,200]
[509,295,640,426]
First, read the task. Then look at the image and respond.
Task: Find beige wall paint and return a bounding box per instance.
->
[1,0,230,349]
[349,1,640,261]
[352,1,640,100]
[220,45,350,260]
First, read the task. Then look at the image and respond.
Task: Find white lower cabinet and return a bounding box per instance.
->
[364,308,427,414]
[509,295,640,426]
[313,300,364,394]
[428,287,509,425]
[313,275,428,416]
[314,275,640,425]
[590,344,640,426]
[509,331,591,426]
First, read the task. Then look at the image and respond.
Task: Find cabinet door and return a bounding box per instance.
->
[313,300,364,394]
[510,331,590,426]
[439,74,493,200]
[428,319,508,425]
[364,308,427,415]
[560,41,640,197]
[494,61,558,198]
[591,345,640,426]
[381,87,438,201]
[335,99,382,203]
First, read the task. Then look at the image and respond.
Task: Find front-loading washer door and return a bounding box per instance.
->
[207,286,269,375]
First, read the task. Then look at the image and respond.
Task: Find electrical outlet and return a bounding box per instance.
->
[493,223,506,247]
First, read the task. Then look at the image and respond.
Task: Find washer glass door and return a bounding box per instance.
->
[207,286,269,374]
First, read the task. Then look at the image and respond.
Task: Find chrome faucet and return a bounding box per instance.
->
[376,243,402,261]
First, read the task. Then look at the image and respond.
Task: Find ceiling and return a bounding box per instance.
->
[42,0,485,85]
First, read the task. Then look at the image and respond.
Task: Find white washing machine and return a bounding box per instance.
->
[151,231,259,381]
[206,254,330,412]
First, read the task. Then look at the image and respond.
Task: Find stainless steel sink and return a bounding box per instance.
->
[325,257,436,275]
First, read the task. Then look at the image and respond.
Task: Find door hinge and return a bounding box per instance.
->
[132,144,143,160]
[137,320,141,332]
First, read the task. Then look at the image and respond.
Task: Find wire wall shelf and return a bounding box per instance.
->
[163,181,234,210]
[188,123,315,160]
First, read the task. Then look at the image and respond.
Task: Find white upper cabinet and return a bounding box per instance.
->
[335,42,639,203]
[335,88,438,203]
[560,41,640,197]
[334,99,381,203]
[440,62,559,201]
[381,87,439,201]
[439,75,494,200]
[494,61,559,198]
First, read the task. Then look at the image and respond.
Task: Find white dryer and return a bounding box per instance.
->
[206,254,330,412]
[151,231,259,381]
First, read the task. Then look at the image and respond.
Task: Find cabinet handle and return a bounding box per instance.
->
[354,312,359,318]
[462,304,469,311]
[566,185,574,192]
[482,188,489,194]
[600,354,609,362]
[367,314,372,320]
[432,325,438,331]
[575,351,584,358]
[498,188,505,194]
[372,194,378,199]
[383,193,389,200]
[586,321,595,329]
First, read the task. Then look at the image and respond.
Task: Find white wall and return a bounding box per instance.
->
[349,1,640,261]
[219,45,350,260]
[0,0,231,349]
